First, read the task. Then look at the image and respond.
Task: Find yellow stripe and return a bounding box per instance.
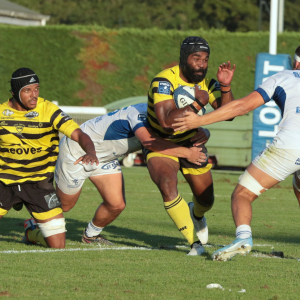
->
[0,207,8,216]
[32,207,63,220]
[181,164,212,175]
[146,152,179,162]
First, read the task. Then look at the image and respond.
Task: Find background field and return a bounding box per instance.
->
[0,167,299,299]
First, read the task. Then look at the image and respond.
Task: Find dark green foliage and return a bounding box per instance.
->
[0,25,299,106]
[9,0,300,32]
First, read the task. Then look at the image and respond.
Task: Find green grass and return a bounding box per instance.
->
[0,167,300,299]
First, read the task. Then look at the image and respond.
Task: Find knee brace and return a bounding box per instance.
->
[238,170,267,196]
[37,218,66,238]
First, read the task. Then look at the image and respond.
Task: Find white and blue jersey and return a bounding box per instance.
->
[256,70,300,150]
[64,103,149,163]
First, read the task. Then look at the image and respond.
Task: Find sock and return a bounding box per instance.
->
[27,229,48,247]
[164,194,198,246]
[236,224,252,239]
[85,221,103,238]
[192,196,213,219]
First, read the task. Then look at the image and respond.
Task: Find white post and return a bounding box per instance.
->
[278,0,284,33]
[269,0,278,55]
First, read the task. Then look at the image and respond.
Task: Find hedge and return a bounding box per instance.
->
[0,25,299,106]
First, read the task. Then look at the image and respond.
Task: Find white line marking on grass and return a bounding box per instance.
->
[0,246,153,254]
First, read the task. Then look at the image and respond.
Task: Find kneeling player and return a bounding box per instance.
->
[0,68,98,248]
[55,103,208,246]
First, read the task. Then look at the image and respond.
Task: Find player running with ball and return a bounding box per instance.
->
[145,36,236,255]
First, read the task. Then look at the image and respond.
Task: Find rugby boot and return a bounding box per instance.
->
[188,202,208,244]
[22,218,37,245]
[82,231,114,245]
[187,241,205,256]
[212,237,253,261]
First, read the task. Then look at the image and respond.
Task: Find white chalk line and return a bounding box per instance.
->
[0,243,278,255]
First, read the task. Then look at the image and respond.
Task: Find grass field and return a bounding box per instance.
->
[1,167,300,299]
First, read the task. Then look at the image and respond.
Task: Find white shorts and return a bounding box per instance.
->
[54,139,122,195]
[252,140,300,182]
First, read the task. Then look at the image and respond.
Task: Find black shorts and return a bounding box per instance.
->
[143,142,212,175]
[0,176,63,220]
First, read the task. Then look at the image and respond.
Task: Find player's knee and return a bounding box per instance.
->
[107,200,126,214]
[37,218,66,239]
[238,170,267,196]
[195,194,214,207]
[157,176,178,197]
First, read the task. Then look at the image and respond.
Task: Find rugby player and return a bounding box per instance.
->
[173,46,300,260]
[55,103,208,245]
[0,68,98,248]
[146,36,236,255]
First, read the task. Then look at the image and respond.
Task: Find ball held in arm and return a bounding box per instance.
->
[173,85,209,115]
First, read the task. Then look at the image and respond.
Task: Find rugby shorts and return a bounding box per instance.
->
[252,140,300,182]
[143,141,212,175]
[55,140,122,195]
[0,176,63,220]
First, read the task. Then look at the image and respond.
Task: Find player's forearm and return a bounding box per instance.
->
[71,129,96,155]
[198,99,248,126]
[220,84,234,106]
[142,138,192,159]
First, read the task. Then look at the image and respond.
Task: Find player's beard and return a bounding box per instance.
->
[183,64,208,83]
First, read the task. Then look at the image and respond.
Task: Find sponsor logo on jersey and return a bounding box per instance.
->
[44,192,61,209]
[8,147,42,155]
[2,109,13,117]
[24,111,39,119]
[29,77,36,83]
[102,161,119,170]
[296,107,300,113]
[0,121,8,126]
[158,81,171,95]
[95,116,103,123]
[293,72,300,78]
[138,114,147,121]
[295,158,300,165]
[14,124,25,134]
[179,226,187,231]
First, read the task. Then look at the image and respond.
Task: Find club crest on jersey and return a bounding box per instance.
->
[2,109,13,117]
[14,124,25,133]
[24,111,39,119]
[158,81,171,95]
[296,107,300,113]
[138,114,147,121]
[44,193,61,209]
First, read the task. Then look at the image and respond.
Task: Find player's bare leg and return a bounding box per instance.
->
[56,186,82,212]
[147,157,202,255]
[81,173,125,245]
[89,173,126,227]
[212,163,280,261]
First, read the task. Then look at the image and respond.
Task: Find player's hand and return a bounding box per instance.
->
[74,152,99,165]
[217,61,236,86]
[172,111,202,131]
[190,127,210,146]
[187,146,207,165]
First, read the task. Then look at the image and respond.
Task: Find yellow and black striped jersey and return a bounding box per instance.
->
[0,97,80,185]
[147,65,220,144]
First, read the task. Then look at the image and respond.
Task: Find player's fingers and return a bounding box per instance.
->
[74,157,83,165]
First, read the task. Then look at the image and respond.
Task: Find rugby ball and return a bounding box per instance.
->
[173,85,206,116]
